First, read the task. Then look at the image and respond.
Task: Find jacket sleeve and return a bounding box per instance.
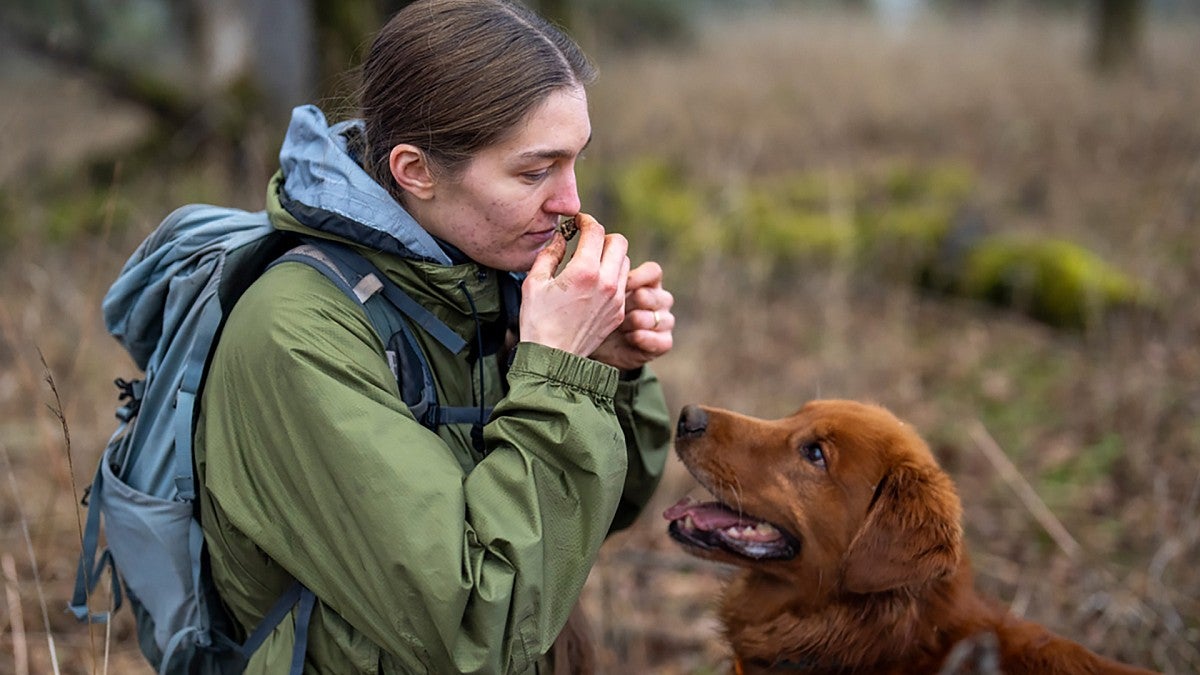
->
[608,368,672,533]
[200,263,628,674]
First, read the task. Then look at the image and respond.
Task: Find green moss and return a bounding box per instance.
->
[857,202,956,275]
[610,158,717,261]
[960,235,1155,329]
[613,159,697,235]
[755,170,854,212]
[600,158,1151,331]
[919,164,976,204]
[736,184,856,263]
[604,159,980,279]
[751,208,857,263]
[878,162,975,204]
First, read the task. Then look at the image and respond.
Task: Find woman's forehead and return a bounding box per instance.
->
[494,87,592,160]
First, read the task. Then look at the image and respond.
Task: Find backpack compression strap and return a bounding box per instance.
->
[226,580,314,675]
[69,453,123,623]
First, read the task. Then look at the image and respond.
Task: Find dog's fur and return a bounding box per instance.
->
[664,400,1158,675]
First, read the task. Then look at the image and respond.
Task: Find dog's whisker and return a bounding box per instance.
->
[728,476,745,515]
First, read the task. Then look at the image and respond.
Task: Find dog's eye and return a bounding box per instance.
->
[801,442,826,469]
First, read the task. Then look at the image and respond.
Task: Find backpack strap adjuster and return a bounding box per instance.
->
[114,378,144,422]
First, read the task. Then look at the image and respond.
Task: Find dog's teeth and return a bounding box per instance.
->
[683,515,695,530]
[721,522,780,541]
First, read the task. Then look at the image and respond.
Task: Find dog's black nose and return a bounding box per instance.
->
[677,404,708,439]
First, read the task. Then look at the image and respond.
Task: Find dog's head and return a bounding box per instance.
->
[664,399,962,596]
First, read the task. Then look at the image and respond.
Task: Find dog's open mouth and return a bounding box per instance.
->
[664,496,800,560]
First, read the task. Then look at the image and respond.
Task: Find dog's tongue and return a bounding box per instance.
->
[663,496,758,530]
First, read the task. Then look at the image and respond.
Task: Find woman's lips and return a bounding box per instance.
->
[525,227,557,244]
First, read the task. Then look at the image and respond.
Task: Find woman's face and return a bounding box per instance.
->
[412,85,591,272]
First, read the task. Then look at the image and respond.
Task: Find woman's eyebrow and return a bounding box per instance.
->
[519,135,592,161]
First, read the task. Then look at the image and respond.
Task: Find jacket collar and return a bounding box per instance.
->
[275,104,453,265]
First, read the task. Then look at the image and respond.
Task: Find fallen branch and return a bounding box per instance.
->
[967,419,1083,560]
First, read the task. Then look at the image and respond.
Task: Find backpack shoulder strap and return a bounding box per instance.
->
[270,240,490,429]
[274,241,465,353]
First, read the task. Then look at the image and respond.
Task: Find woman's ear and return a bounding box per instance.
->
[389,144,436,200]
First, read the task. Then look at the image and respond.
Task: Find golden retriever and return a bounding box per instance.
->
[663,400,1158,675]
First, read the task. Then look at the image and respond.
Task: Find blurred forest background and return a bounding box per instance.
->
[1,0,1198,673]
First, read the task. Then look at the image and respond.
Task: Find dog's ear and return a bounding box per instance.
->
[840,462,962,594]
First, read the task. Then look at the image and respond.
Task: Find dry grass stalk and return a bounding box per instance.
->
[1,441,61,675]
[39,352,103,674]
[968,418,1083,560]
[0,304,75,497]
[3,552,29,675]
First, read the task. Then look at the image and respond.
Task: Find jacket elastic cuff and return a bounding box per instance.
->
[509,342,619,399]
[615,366,650,407]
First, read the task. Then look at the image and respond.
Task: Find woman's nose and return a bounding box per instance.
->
[546,169,581,215]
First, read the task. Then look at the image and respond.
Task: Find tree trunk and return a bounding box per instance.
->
[1093,0,1145,72]
[187,0,316,117]
[248,0,316,117]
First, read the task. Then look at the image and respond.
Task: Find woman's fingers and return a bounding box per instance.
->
[518,213,631,357]
[622,283,674,331]
[640,307,673,332]
[625,261,663,292]
[528,230,567,282]
[521,210,674,365]
[599,233,630,299]
[567,213,606,266]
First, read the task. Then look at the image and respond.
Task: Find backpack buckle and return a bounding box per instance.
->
[114,378,144,422]
[408,399,439,429]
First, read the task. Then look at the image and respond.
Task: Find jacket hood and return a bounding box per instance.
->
[273,104,453,266]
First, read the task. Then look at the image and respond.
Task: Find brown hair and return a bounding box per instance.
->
[359,0,597,199]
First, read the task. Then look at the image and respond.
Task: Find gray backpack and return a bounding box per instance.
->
[70,203,500,674]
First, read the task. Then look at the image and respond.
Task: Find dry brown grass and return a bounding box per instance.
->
[2,7,1198,674]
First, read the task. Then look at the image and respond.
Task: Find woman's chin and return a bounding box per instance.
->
[460,235,553,273]
[474,251,537,274]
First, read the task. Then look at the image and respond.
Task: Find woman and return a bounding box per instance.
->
[193,0,675,673]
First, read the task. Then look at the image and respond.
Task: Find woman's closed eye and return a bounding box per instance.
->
[520,167,552,182]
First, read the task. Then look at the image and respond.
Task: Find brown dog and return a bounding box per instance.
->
[663,400,1158,675]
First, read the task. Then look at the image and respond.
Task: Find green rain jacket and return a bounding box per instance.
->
[194,106,671,673]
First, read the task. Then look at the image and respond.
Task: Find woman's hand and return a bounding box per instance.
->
[588,260,675,371]
[520,214,630,358]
